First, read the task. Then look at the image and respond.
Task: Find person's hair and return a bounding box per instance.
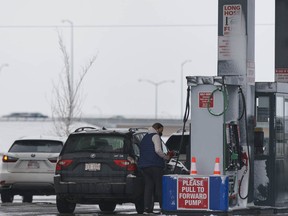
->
[152,122,163,130]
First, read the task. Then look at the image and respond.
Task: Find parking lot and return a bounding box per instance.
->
[4,196,288,216]
[0,196,146,216]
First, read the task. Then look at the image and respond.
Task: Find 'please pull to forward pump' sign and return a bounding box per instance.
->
[177,177,209,210]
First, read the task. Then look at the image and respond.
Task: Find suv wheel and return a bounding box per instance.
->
[99,202,116,212]
[22,195,33,203]
[135,196,144,214]
[1,192,14,203]
[56,195,76,214]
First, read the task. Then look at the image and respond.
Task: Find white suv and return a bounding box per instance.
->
[0,136,64,203]
[165,130,190,171]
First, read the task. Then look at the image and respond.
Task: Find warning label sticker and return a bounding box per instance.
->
[199,92,213,108]
[177,177,209,210]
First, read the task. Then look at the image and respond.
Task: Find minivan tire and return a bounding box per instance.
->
[22,194,33,203]
[56,195,76,214]
[99,202,116,212]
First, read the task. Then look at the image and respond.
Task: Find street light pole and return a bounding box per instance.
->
[180,60,192,119]
[0,64,9,73]
[62,19,74,91]
[139,79,174,119]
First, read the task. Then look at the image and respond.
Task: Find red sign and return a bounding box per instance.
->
[178,177,209,210]
[275,68,288,74]
[275,68,288,82]
[199,92,213,108]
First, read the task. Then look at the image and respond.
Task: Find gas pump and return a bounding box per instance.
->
[187,76,250,208]
[162,76,251,213]
[162,0,255,213]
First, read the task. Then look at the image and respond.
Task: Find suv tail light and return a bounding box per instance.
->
[114,159,137,171]
[56,159,73,171]
[2,155,18,163]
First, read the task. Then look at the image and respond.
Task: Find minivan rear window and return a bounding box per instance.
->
[9,140,63,153]
[63,134,126,153]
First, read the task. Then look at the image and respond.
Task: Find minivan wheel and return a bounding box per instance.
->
[99,202,116,212]
[135,197,144,214]
[1,192,14,203]
[22,195,33,203]
[56,195,76,214]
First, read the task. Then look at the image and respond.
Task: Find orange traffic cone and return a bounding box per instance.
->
[213,157,221,175]
[190,157,197,175]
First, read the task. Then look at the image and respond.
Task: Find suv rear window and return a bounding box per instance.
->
[9,140,63,153]
[62,134,128,153]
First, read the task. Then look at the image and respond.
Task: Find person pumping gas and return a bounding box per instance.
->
[138,122,174,214]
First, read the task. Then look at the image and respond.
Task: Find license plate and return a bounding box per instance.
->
[85,163,101,171]
[27,161,40,169]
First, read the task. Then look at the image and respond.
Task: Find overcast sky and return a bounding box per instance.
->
[0,0,274,119]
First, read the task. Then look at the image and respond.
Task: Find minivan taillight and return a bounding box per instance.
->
[114,159,137,171]
[2,155,18,163]
[56,159,73,171]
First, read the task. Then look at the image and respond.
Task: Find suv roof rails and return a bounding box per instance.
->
[128,127,148,132]
[74,127,98,133]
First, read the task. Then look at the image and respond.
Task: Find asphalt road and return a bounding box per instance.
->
[0,196,145,216]
[3,196,288,216]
